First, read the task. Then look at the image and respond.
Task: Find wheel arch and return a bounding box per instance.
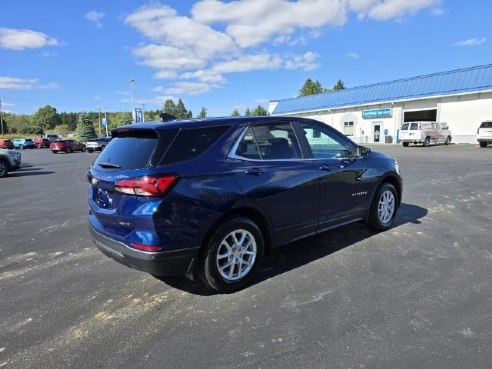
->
[380,175,402,206]
[199,206,273,261]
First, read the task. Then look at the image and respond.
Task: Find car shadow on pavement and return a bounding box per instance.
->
[155,203,427,295]
[8,164,54,177]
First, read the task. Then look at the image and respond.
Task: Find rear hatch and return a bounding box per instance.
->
[478,122,492,139]
[400,122,420,140]
[88,128,177,236]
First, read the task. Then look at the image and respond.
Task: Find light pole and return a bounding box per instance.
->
[129,79,135,122]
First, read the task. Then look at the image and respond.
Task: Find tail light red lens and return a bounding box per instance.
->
[114,175,178,197]
[130,243,162,252]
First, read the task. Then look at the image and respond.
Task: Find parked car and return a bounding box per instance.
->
[44,134,60,142]
[400,121,452,147]
[33,137,51,148]
[88,117,402,293]
[85,137,111,153]
[12,138,35,150]
[477,121,492,148]
[0,148,21,177]
[50,140,85,153]
[0,139,14,149]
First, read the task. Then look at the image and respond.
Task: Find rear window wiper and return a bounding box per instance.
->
[98,162,122,169]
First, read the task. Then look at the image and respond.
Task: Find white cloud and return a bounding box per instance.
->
[192,0,346,48]
[0,76,38,89]
[454,38,487,47]
[346,52,360,59]
[159,82,216,95]
[0,76,59,90]
[349,0,441,20]
[86,11,105,27]
[0,27,58,50]
[124,1,440,97]
[284,52,320,71]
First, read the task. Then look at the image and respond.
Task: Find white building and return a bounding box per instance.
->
[269,64,492,144]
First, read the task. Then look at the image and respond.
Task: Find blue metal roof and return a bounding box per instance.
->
[272,64,492,115]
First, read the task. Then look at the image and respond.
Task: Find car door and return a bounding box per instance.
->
[294,120,374,232]
[227,121,320,246]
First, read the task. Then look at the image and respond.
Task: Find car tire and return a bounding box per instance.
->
[52,150,58,154]
[66,147,73,153]
[423,137,430,147]
[367,182,398,231]
[444,136,451,145]
[19,144,24,150]
[101,145,106,151]
[198,217,264,293]
[87,149,93,153]
[0,160,9,178]
[402,142,409,147]
[479,142,487,148]
[37,144,42,149]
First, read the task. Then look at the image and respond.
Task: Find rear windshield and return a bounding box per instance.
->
[94,130,162,171]
[480,121,492,128]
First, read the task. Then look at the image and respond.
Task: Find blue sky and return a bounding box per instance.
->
[1,0,490,117]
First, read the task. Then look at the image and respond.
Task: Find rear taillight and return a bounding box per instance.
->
[130,243,162,252]
[114,175,178,197]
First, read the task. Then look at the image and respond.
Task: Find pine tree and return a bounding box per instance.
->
[76,114,96,142]
[298,78,325,96]
[231,109,240,117]
[245,108,251,116]
[198,107,207,118]
[333,79,346,91]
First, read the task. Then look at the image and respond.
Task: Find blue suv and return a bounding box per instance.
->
[88,116,402,292]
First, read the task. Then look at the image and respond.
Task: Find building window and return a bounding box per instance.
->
[343,121,354,136]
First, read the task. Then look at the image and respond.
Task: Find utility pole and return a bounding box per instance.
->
[0,96,3,136]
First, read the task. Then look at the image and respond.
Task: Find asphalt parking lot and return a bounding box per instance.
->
[1,144,491,369]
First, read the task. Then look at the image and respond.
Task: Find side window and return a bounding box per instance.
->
[441,123,448,130]
[235,127,261,160]
[299,122,353,159]
[161,125,230,165]
[401,123,409,130]
[234,122,301,160]
[410,123,419,130]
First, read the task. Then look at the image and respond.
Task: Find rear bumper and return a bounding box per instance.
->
[89,223,199,276]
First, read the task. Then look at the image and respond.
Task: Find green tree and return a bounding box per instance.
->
[252,105,268,116]
[175,99,188,119]
[231,109,240,117]
[76,114,96,142]
[31,105,61,130]
[163,99,177,116]
[59,112,79,131]
[198,107,207,118]
[298,78,325,97]
[333,79,346,91]
[244,108,251,116]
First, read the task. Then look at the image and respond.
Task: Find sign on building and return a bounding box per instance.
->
[362,108,392,119]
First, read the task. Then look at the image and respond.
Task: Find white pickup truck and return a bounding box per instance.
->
[400,121,452,147]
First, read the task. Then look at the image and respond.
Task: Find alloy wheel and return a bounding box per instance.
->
[216,229,257,282]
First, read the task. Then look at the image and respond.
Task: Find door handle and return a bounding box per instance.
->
[319,165,332,171]
[244,168,265,176]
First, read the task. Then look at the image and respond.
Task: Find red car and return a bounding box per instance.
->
[50,140,85,154]
[0,139,14,149]
[33,138,51,148]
